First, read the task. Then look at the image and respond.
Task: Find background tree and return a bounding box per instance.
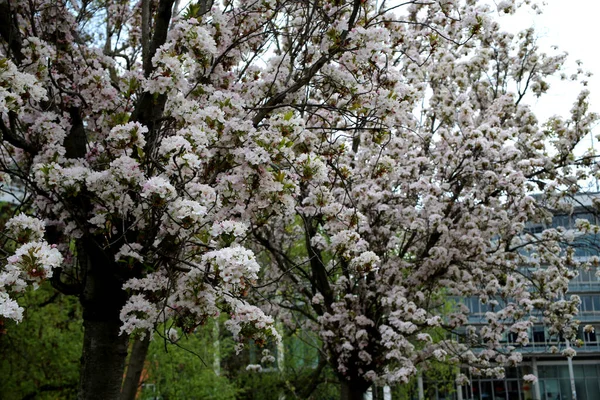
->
[0,0,597,399]
[0,282,82,400]
[0,196,82,400]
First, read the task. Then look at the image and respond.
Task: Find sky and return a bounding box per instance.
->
[503,0,600,127]
[493,0,600,190]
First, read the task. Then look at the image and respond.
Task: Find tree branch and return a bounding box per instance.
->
[143,0,175,77]
[0,0,25,64]
[0,114,38,155]
[252,0,363,127]
[64,107,87,159]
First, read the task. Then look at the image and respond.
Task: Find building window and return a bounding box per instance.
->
[574,212,596,224]
[552,215,571,229]
[574,268,599,284]
[464,297,483,315]
[533,327,545,344]
[578,295,600,315]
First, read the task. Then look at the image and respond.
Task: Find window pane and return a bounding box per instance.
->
[540,365,558,378]
[582,296,593,312]
[586,379,600,399]
[580,270,591,282]
[586,330,597,343]
[493,380,507,400]
[479,381,492,400]
[533,328,545,344]
[574,212,595,224]
[506,380,521,400]
[593,296,600,311]
[560,379,573,400]
[553,215,570,228]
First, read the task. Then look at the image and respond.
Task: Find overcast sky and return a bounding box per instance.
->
[492,0,600,176]
[503,0,600,124]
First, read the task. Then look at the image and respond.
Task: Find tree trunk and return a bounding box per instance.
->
[78,240,130,400]
[121,336,151,400]
[79,318,129,400]
[340,380,370,400]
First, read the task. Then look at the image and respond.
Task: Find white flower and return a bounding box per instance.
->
[210,220,248,239]
[109,156,144,183]
[141,177,176,201]
[166,328,179,342]
[0,292,24,322]
[223,299,280,342]
[312,293,324,305]
[164,199,207,233]
[261,349,275,364]
[203,247,260,292]
[456,374,470,385]
[119,294,159,338]
[7,242,63,280]
[562,347,577,358]
[246,364,262,372]
[433,349,447,361]
[0,58,47,112]
[523,374,538,384]
[349,251,380,272]
[106,122,147,153]
[5,214,45,241]
[417,333,432,342]
[115,243,144,263]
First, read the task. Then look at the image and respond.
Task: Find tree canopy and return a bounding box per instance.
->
[0,0,598,399]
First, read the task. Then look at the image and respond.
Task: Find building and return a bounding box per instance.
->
[466,193,600,400]
[425,193,600,400]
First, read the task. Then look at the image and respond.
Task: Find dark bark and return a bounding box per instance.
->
[303,215,334,310]
[0,0,25,64]
[120,336,151,400]
[143,0,175,76]
[78,240,130,400]
[340,380,370,400]
[79,318,129,400]
[65,107,87,159]
[132,0,174,156]
[77,2,176,397]
[0,113,38,154]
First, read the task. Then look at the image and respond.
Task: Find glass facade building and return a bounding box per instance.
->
[429,194,600,400]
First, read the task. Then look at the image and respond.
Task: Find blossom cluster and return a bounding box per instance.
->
[0,215,62,321]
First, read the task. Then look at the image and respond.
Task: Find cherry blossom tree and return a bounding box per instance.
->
[0,0,597,399]
[247,3,600,400]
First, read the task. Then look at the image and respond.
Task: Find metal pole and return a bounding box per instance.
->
[213,321,221,375]
[417,371,425,400]
[469,369,475,400]
[456,370,463,400]
[383,386,392,400]
[566,338,577,400]
[277,322,285,372]
[531,357,541,400]
[560,292,577,400]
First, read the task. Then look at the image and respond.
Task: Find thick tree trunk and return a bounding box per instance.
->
[120,336,151,400]
[340,380,370,400]
[79,318,129,400]
[78,240,130,400]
